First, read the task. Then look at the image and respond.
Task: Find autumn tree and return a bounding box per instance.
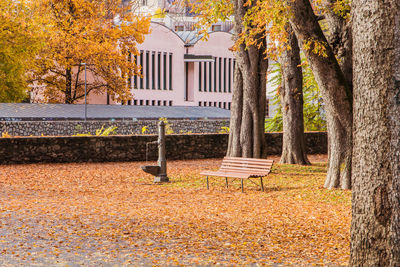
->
[279,27,310,165]
[350,0,400,264]
[31,0,150,104]
[0,0,42,102]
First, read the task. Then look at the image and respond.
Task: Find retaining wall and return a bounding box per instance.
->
[0,120,230,136]
[0,132,327,164]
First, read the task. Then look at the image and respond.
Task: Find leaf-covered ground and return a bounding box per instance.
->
[0,155,351,266]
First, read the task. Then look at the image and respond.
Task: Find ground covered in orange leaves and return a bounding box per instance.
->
[0,155,351,266]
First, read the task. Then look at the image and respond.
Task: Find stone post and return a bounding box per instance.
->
[154,120,169,182]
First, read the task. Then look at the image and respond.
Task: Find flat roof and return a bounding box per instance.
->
[0,103,231,121]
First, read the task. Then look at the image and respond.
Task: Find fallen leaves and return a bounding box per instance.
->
[0,154,351,265]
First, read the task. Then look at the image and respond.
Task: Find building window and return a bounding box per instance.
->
[134,100,137,105]
[128,100,132,105]
[145,51,150,89]
[228,58,231,93]
[228,102,231,110]
[134,55,138,89]
[214,102,217,107]
[218,102,221,108]
[163,100,167,106]
[169,100,173,106]
[223,58,227,92]
[146,100,149,105]
[223,102,226,109]
[199,101,202,106]
[208,62,212,92]
[140,51,144,89]
[142,0,147,5]
[204,101,207,106]
[209,101,212,106]
[151,52,155,89]
[157,100,161,106]
[213,59,217,92]
[169,53,173,90]
[175,25,184,31]
[157,53,161,90]
[212,25,222,32]
[203,62,207,92]
[140,100,143,105]
[198,62,202,91]
[152,100,155,106]
[218,58,222,92]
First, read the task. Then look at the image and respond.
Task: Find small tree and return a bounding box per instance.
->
[31,0,150,104]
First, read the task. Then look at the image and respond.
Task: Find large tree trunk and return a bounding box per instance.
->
[279,27,310,165]
[289,0,352,189]
[350,0,400,265]
[226,0,269,158]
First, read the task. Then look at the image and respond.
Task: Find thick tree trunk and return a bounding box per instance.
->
[279,28,310,165]
[350,0,400,265]
[226,0,268,158]
[65,67,73,104]
[289,0,352,189]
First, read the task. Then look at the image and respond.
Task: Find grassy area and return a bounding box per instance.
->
[0,155,351,265]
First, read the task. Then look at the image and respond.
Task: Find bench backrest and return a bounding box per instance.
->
[219,157,274,175]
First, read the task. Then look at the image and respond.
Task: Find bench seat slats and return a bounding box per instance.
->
[200,157,274,192]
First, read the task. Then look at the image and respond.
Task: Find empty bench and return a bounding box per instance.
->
[200,157,274,192]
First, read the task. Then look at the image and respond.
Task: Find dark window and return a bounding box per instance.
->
[140,100,143,105]
[169,100,173,106]
[212,25,221,31]
[213,59,217,92]
[218,102,221,108]
[134,55,138,89]
[223,58,226,92]
[163,53,167,90]
[163,100,167,106]
[151,52,155,89]
[146,100,149,105]
[169,54,173,90]
[175,25,184,31]
[157,53,161,89]
[152,100,155,106]
[128,100,131,105]
[204,101,207,106]
[198,63,202,91]
[208,62,212,92]
[228,102,231,110]
[203,62,207,92]
[228,58,231,92]
[134,100,137,105]
[214,102,217,107]
[140,52,144,89]
[199,101,202,106]
[233,59,236,84]
[223,102,226,109]
[218,58,222,92]
[209,101,212,106]
[157,100,161,106]
[145,51,149,89]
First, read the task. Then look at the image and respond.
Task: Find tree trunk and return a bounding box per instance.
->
[226,0,269,158]
[350,0,400,265]
[289,0,352,189]
[324,0,353,90]
[65,67,73,104]
[279,27,310,165]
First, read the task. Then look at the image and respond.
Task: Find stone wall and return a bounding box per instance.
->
[0,132,327,164]
[0,120,230,136]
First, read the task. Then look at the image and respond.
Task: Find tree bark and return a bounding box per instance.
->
[226,0,269,158]
[350,0,400,265]
[279,27,310,165]
[289,0,352,189]
[65,67,73,104]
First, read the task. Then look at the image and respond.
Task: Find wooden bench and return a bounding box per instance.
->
[200,157,274,192]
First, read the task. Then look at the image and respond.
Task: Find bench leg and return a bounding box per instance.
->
[260,177,264,192]
[241,179,244,193]
[206,176,209,189]
[225,177,228,188]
